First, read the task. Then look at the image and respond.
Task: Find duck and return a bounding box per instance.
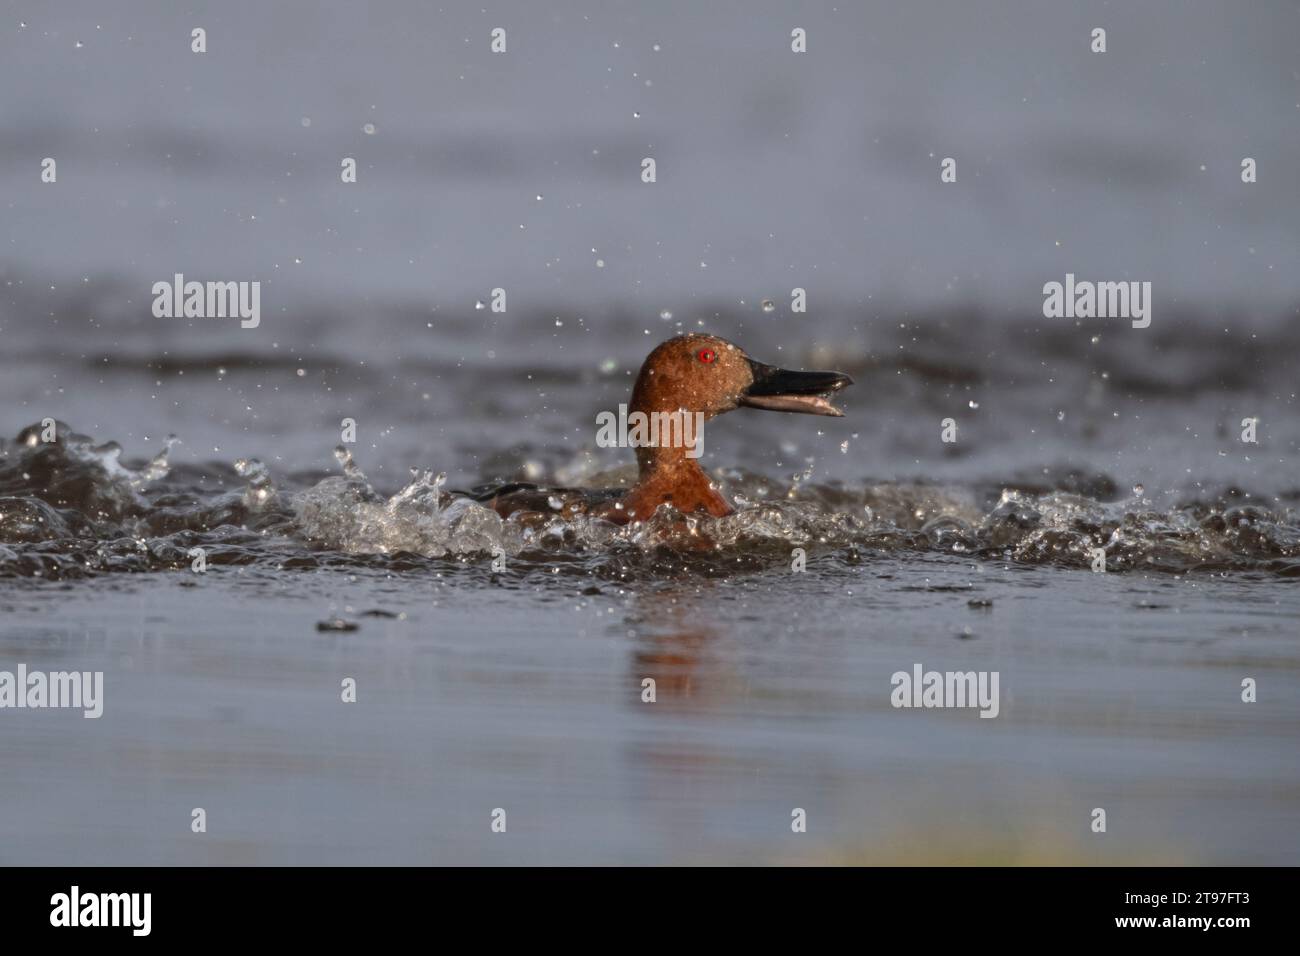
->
[458,333,852,524]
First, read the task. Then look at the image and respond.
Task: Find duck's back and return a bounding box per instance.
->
[451,481,626,521]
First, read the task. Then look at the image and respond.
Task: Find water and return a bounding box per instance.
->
[2,1,1299,865]
[2,346,1298,865]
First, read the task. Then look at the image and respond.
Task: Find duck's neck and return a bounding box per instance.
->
[621,422,732,521]
[634,442,703,480]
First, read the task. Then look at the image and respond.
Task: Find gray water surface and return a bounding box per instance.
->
[2,1,1298,865]
[4,552,1298,865]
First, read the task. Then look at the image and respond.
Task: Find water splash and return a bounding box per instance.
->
[2,422,1298,579]
[234,458,276,510]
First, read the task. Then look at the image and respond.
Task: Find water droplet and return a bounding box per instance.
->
[300,117,312,128]
[1133,483,1145,497]
[362,123,376,135]
[599,358,617,374]
[474,300,486,310]
[968,400,980,409]
[547,496,564,511]
[659,309,673,321]
[296,368,306,377]
[1090,335,1101,344]
[535,194,543,201]
[595,258,605,268]
[74,40,84,49]
[761,299,775,313]
[632,111,641,119]
[1056,410,1065,421]
[839,440,849,454]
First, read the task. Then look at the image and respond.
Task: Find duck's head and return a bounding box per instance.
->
[630,333,853,420]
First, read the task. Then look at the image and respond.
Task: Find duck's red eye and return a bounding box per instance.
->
[697,348,717,364]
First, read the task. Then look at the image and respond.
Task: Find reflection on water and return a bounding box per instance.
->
[2,530,1300,865]
[629,590,719,706]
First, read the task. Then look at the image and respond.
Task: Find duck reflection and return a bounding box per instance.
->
[624,583,726,707]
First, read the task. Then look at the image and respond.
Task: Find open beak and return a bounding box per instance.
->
[740,359,853,417]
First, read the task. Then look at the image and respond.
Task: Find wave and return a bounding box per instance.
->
[1,422,1298,580]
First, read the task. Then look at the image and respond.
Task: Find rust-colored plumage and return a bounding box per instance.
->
[472,334,851,524]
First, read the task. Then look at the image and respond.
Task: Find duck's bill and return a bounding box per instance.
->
[741,361,853,417]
